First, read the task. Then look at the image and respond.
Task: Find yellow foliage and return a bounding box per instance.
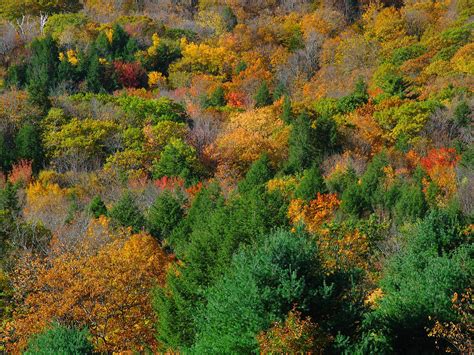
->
[288,193,340,234]
[7,225,171,353]
[267,175,299,197]
[66,49,78,66]
[171,40,237,76]
[451,42,474,75]
[105,28,113,43]
[365,288,384,309]
[148,71,165,88]
[210,106,289,178]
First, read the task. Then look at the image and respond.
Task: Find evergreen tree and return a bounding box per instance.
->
[294,164,326,201]
[27,36,59,109]
[0,133,13,171]
[281,95,293,124]
[94,32,111,59]
[124,37,139,61]
[238,154,273,194]
[203,86,226,108]
[111,24,130,59]
[147,191,183,240]
[0,182,19,214]
[273,82,287,101]
[192,229,323,353]
[109,191,145,232]
[222,6,238,32]
[25,324,93,355]
[254,82,273,108]
[152,139,202,186]
[453,100,470,126]
[86,51,103,93]
[286,113,317,173]
[87,195,107,218]
[15,123,43,172]
[366,209,472,353]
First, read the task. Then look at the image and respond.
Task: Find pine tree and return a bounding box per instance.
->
[147,191,183,240]
[295,165,327,201]
[286,113,318,173]
[27,36,59,109]
[109,191,145,232]
[238,154,273,194]
[222,6,238,32]
[87,195,108,218]
[86,52,103,93]
[281,95,293,123]
[254,82,273,108]
[25,324,93,355]
[15,123,43,172]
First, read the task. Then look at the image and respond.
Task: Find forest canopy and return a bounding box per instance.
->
[0,0,472,353]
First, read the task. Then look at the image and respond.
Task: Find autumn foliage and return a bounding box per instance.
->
[5,217,170,353]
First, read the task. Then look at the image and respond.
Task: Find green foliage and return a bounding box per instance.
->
[235,61,247,74]
[286,113,338,173]
[202,86,226,108]
[0,133,14,171]
[109,191,145,232]
[238,154,273,194]
[147,190,183,240]
[341,153,389,215]
[116,95,188,124]
[222,6,238,32]
[368,209,472,352]
[0,182,19,214]
[393,182,427,223]
[0,0,82,20]
[5,63,27,89]
[24,324,92,355]
[294,164,326,201]
[373,64,411,98]
[453,100,471,126]
[152,138,203,185]
[27,36,59,109]
[43,13,88,41]
[43,118,118,164]
[390,44,427,66]
[192,229,322,353]
[87,195,107,218]
[281,95,293,123]
[147,38,182,75]
[254,82,273,108]
[375,100,441,141]
[337,78,369,113]
[15,123,43,172]
[86,52,104,93]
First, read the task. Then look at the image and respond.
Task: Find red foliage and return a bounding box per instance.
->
[226,91,247,108]
[153,176,185,191]
[420,148,459,172]
[186,181,203,200]
[113,61,146,88]
[8,160,33,185]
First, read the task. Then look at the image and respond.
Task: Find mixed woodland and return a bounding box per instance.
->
[0,0,473,353]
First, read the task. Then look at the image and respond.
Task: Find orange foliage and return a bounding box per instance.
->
[348,103,385,155]
[288,193,369,271]
[209,106,289,179]
[257,308,329,354]
[6,217,171,353]
[8,160,33,186]
[318,228,370,272]
[288,193,340,234]
[428,288,473,353]
[421,148,459,206]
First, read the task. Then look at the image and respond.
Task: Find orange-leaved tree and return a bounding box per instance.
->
[6,216,171,353]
